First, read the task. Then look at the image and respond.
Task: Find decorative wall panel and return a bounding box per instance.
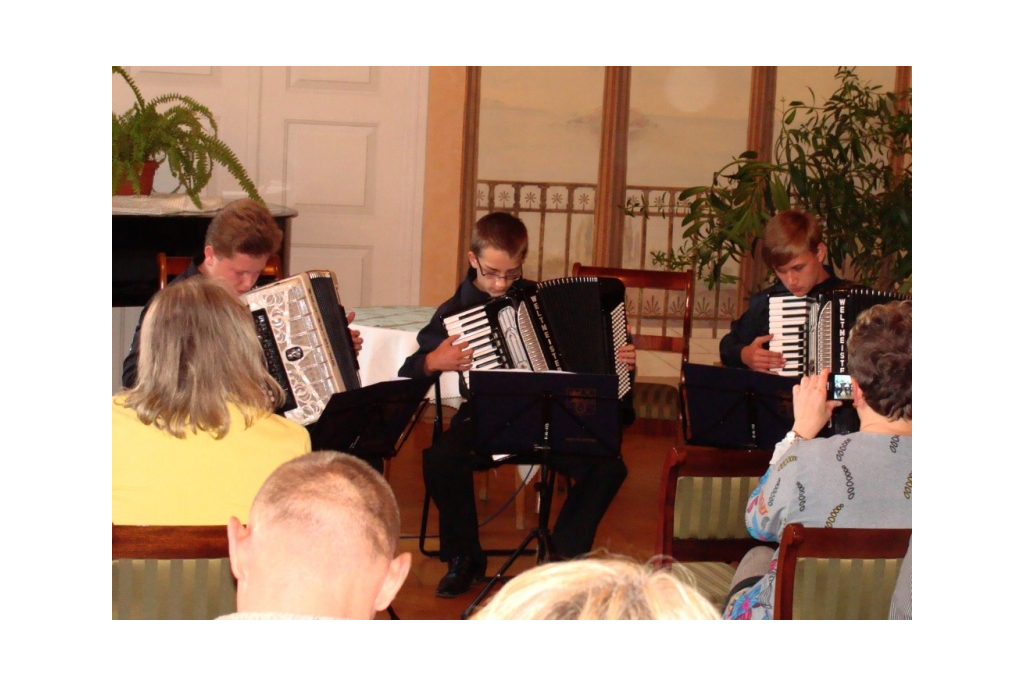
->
[286,122,375,210]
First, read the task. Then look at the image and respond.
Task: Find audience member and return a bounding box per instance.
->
[470,557,720,620]
[723,299,912,619]
[222,451,411,620]
[112,277,310,525]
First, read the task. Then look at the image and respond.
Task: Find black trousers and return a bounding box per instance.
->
[423,417,627,562]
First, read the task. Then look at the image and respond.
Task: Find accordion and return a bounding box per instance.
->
[242,270,360,426]
[443,276,631,399]
[768,286,909,379]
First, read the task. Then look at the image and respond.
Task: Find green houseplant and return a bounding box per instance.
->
[112,66,262,209]
[641,68,911,293]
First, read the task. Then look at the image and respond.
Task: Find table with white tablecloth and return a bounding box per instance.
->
[349,306,462,407]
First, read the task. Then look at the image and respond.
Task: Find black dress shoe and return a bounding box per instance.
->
[435,554,487,598]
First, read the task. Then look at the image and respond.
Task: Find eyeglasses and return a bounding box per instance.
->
[476,262,523,282]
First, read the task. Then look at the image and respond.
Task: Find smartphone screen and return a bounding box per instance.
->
[829,373,854,403]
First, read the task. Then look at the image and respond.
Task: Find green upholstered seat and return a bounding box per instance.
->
[112,525,236,620]
[656,446,773,610]
[775,524,912,620]
[633,382,679,422]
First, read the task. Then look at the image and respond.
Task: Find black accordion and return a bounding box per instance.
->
[242,270,361,426]
[442,276,631,399]
[768,286,909,379]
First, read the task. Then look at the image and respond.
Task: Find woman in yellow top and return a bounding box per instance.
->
[113,277,311,525]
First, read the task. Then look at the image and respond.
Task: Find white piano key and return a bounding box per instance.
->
[445,317,489,335]
[455,328,492,346]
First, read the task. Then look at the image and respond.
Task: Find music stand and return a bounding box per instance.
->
[681,363,794,449]
[307,376,435,472]
[461,370,621,619]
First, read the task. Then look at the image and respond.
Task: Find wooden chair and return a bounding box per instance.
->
[774,523,912,620]
[571,262,694,438]
[655,445,772,609]
[112,524,236,620]
[156,253,283,290]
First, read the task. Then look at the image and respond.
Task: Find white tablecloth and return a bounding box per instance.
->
[350,306,462,407]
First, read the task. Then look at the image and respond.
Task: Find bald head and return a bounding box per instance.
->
[227,451,410,619]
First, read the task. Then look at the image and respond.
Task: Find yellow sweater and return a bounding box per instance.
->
[112,396,311,525]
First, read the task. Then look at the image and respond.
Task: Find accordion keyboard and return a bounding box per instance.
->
[769,287,907,379]
[768,295,814,376]
[609,300,630,398]
[443,304,507,370]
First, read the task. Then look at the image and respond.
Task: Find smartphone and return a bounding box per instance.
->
[829,373,854,404]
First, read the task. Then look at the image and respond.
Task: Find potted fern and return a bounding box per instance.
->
[112,66,262,209]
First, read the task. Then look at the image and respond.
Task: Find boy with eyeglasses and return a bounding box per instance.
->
[399,212,636,598]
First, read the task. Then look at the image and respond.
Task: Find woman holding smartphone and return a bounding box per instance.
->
[722,299,912,620]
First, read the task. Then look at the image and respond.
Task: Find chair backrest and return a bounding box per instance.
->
[112,524,236,620]
[571,262,694,363]
[656,445,772,564]
[156,253,283,290]
[774,523,912,620]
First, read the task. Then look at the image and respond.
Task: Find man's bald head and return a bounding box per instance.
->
[228,451,410,619]
[250,451,400,558]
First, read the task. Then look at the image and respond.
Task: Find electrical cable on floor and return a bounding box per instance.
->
[478,464,537,528]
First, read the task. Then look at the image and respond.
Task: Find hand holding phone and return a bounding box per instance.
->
[792,369,844,438]
[828,373,854,404]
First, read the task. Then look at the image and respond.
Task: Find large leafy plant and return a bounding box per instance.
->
[112,66,262,208]
[642,68,911,293]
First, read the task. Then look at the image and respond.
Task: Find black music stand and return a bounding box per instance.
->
[681,363,795,449]
[415,379,533,560]
[308,376,435,472]
[460,370,621,619]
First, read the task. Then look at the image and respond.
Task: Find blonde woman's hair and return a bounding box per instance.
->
[120,277,284,439]
[470,556,721,620]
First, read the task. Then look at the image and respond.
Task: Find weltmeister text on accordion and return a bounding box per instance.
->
[768,287,909,377]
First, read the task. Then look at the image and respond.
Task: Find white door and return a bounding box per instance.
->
[256,66,428,308]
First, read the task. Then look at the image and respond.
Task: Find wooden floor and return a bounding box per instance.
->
[380,415,676,620]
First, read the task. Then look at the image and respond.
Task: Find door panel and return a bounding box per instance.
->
[258,66,428,307]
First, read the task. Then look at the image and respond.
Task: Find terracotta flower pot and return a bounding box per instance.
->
[115,160,160,196]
